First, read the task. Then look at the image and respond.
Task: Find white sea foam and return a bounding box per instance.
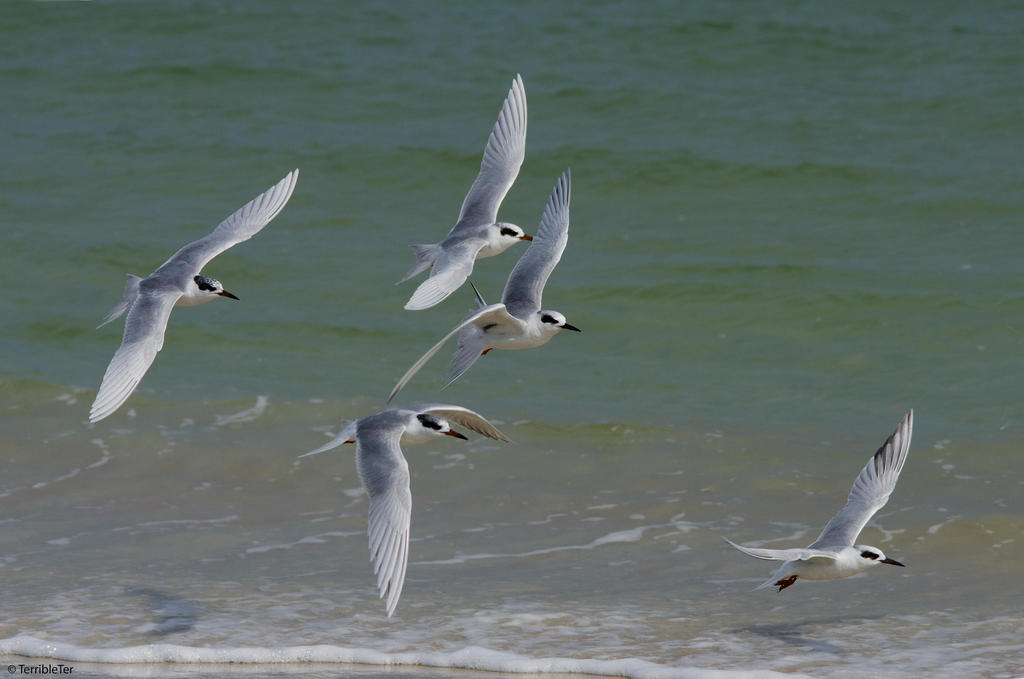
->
[213,396,268,426]
[0,636,802,679]
[416,523,689,566]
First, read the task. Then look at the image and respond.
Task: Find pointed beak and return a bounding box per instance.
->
[218,290,240,300]
[561,323,581,332]
[444,429,469,440]
[881,558,905,567]
[520,234,533,241]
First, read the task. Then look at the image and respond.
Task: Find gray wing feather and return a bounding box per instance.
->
[356,420,412,618]
[403,238,486,310]
[723,538,838,562]
[89,288,181,422]
[502,170,571,318]
[452,74,527,232]
[809,410,913,550]
[387,304,517,403]
[154,169,299,282]
[412,404,510,442]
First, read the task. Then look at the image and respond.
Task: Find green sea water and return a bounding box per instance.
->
[1,2,1023,677]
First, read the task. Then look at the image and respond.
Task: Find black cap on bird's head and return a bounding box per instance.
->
[194,275,239,300]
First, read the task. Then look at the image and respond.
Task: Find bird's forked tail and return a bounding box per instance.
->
[396,244,440,285]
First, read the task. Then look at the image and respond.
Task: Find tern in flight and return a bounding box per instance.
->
[300,403,509,617]
[89,169,299,423]
[398,74,532,310]
[725,409,913,591]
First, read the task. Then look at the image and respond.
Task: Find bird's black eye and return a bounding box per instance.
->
[500,227,519,238]
[193,275,217,292]
[861,550,879,560]
[541,314,557,324]
[416,414,443,430]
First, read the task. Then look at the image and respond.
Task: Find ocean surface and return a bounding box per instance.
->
[2,1,1023,677]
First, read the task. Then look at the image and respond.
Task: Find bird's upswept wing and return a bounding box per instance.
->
[89,287,181,423]
[355,421,412,618]
[452,74,527,234]
[411,403,510,442]
[387,303,522,403]
[809,410,914,550]
[502,170,571,318]
[154,169,299,282]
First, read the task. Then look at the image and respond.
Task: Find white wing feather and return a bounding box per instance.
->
[809,410,913,549]
[155,169,299,279]
[89,288,180,423]
[356,425,412,618]
[453,74,527,232]
[403,239,485,310]
[386,304,518,403]
[502,170,571,318]
[412,403,510,442]
[723,538,838,562]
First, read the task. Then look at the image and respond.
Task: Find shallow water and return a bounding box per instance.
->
[2,1,1024,678]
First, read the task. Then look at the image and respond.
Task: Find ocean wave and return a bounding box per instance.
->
[0,636,803,679]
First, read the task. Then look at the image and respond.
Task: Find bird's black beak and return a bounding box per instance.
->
[881,558,905,567]
[520,234,533,241]
[561,323,581,332]
[218,290,240,300]
[444,429,469,440]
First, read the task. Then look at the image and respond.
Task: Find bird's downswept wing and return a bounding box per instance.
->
[387,303,521,403]
[154,169,299,280]
[502,169,571,318]
[809,409,914,550]
[356,425,412,618]
[452,74,527,233]
[411,403,510,442]
[723,538,838,563]
[89,287,181,423]
[404,238,486,310]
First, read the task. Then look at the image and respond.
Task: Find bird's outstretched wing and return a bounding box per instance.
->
[155,169,299,280]
[723,538,838,562]
[809,410,914,550]
[452,74,527,233]
[387,303,520,403]
[502,170,571,318]
[412,403,510,442]
[403,239,486,310]
[355,423,411,618]
[89,287,181,422]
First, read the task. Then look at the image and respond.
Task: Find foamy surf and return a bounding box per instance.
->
[0,636,802,679]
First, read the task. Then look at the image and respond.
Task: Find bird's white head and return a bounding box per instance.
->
[538,310,581,334]
[403,413,469,445]
[854,545,905,569]
[181,274,239,306]
[488,222,533,253]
